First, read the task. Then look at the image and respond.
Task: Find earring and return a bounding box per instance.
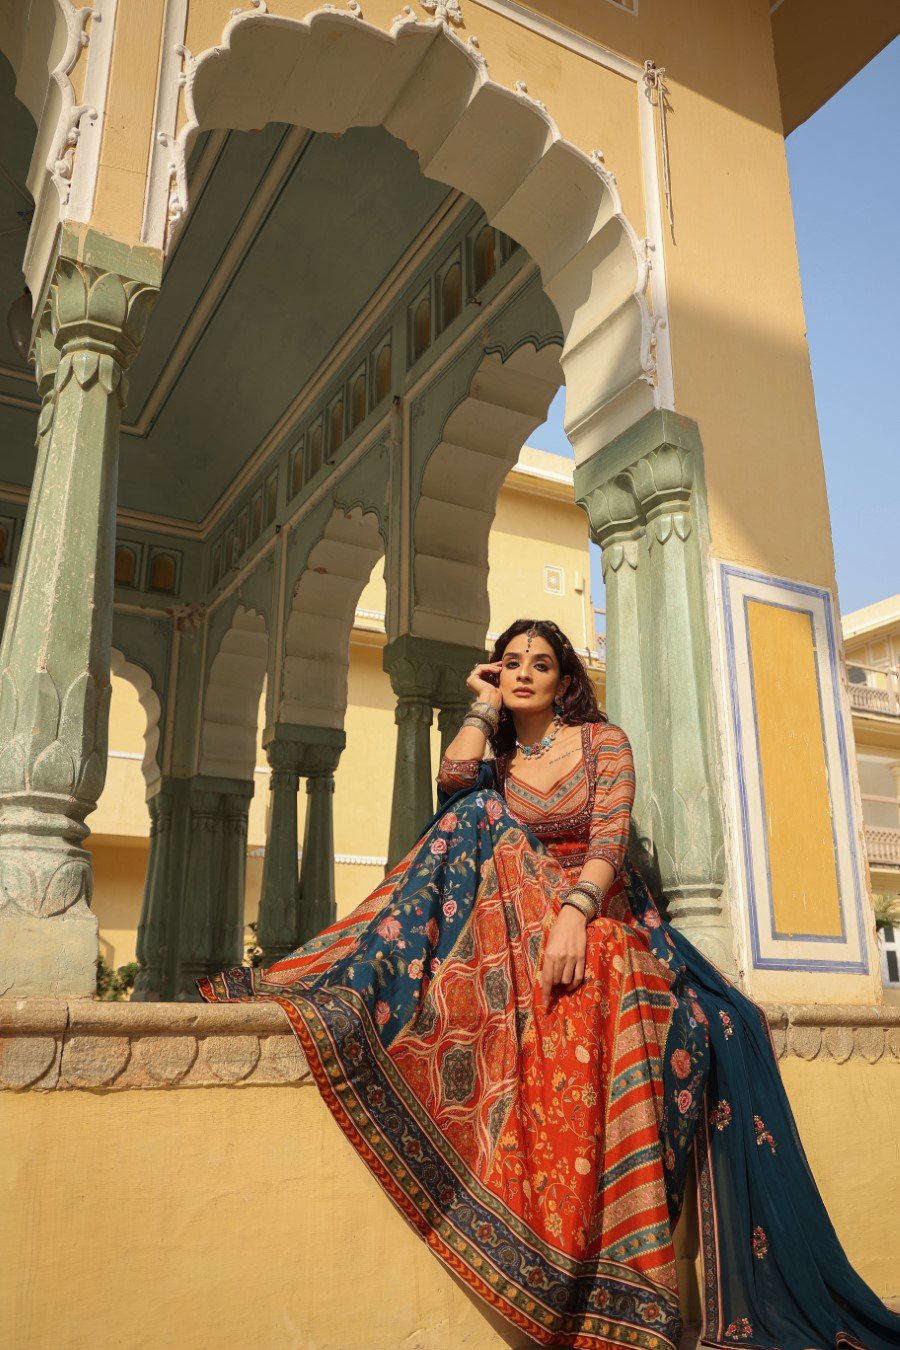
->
[553,697,564,716]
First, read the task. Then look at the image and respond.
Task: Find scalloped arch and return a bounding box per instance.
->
[109,648,162,791]
[412,340,563,646]
[155,5,659,456]
[281,504,384,729]
[199,606,268,779]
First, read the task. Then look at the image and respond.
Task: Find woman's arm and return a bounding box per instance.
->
[436,660,503,793]
[582,723,635,887]
[539,723,635,1008]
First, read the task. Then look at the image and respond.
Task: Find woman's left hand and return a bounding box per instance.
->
[540,906,587,1009]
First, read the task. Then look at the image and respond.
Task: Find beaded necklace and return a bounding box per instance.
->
[515,714,563,760]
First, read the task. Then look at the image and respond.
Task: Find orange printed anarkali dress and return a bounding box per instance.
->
[198,721,900,1350]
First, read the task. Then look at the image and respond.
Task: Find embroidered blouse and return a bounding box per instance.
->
[436,720,635,878]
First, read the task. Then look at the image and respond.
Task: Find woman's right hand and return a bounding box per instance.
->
[466,661,503,708]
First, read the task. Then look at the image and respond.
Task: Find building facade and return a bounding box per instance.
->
[843,595,900,996]
[1,3,898,1345]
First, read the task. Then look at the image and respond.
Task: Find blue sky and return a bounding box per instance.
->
[529,37,899,624]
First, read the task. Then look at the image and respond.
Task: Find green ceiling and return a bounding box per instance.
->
[0,100,451,522]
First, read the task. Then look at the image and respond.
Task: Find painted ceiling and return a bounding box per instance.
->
[0,84,451,522]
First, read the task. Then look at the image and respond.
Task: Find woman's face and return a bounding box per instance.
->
[497,633,569,713]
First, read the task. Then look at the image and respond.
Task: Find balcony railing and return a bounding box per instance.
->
[847,662,900,717]
[866,826,900,869]
[593,607,607,664]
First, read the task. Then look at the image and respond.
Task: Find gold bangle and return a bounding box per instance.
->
[561,891,597,922]
[573,879,605,905]
[567,885,601,919]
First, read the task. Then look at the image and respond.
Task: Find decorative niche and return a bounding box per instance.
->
[0,516,16,569]
[148,550,179,595]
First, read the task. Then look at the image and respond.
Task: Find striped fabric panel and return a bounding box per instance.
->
[595,949,675,1275]
[584,723,635,871]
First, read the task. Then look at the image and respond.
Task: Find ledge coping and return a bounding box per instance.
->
[1,999,898,1092]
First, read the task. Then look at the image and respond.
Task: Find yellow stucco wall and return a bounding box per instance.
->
[2,1055,897,1349]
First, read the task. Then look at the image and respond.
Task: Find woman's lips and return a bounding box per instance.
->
[513,690,534,697]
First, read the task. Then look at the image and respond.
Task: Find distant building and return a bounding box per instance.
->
[843,595,900,993]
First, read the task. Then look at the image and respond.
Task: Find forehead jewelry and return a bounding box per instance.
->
[525,623,538,652]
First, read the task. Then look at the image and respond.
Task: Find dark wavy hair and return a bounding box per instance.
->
[486,618,606,755]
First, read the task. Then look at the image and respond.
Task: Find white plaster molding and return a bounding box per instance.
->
[473,0,640,78]
[471,0,674,413]
[409,341,562,645]
[142,0,189,250]
[46,0,97,208]
[249,846,387,865]
[65,0,116,223]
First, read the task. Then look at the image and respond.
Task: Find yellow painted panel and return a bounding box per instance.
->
[747,599,842,938]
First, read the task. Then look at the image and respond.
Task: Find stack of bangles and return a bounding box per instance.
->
[561,878,605,922]
[462,699,500,736]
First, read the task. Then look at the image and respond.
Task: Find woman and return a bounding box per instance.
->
[198,619,899,1350]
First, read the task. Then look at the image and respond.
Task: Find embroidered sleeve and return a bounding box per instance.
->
[436,755,481,793]
[584,723,635,873]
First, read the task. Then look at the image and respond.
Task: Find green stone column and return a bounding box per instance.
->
[132,786,168,1000]
[300,777,336,941]
[0,241,158,997]
[576,411,736,977]
[296,727,345,945]
[437,704,468,758]
[434,641,484,758]
[257,733,302,962]
[173,776,254,1000]
[132,776,191,1002]
[584,476,652,835]
[383,636,485,869]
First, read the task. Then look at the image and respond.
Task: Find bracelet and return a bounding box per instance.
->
[572,878,605,906]
[462,713,495,736]
[469,699,500,726]
[561,890,598,922]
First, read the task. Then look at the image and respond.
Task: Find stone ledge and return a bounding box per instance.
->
[765,1003,900,1064]
[0,998,309,1091]
[1,999,899,1091]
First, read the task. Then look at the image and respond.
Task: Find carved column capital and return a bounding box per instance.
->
[579,474,642,549]
[395,697,434,728]
[263,723,346,779]
[48,257,157,404]
[383,634,485,707]
[626,441,694,521]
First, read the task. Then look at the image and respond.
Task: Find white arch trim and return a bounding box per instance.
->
[282,505,384,729]
[109,648,162,793]
[144,4,663,458]
[199,606,268,780]
[413,340,563,647]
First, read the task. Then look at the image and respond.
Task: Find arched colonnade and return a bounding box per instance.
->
[0,6,731,999]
